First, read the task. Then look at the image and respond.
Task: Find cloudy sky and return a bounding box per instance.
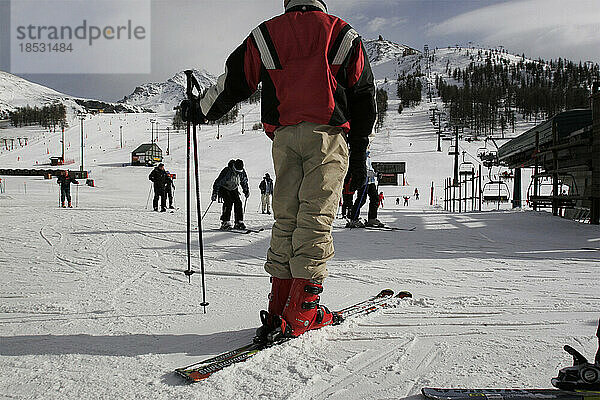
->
[1,0,599,101]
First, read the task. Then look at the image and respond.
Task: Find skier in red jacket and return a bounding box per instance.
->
[181,0,376,342]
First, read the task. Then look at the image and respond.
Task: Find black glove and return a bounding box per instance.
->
[180,98,206,125]
[348,150,367,192]
[244,190,250,199]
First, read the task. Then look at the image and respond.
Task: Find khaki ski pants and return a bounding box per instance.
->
[264,122,349,282]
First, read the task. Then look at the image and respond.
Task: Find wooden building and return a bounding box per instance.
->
[131,143,163,166]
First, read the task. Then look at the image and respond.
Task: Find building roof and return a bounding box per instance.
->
[132,143,162,153]
[498,109,592,168]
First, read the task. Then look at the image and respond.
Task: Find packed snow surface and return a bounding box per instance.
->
[0,98,598,400]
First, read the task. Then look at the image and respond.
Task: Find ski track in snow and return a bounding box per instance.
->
[1,57,600,398]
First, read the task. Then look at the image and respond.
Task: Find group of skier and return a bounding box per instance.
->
[148,163,176,212]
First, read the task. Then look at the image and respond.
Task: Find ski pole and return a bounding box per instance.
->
[185,92,194,284]
[201,200,214,221]
[145,184,153,209]
[244,197,248,214]
[184,69,209,314]
[76,184,79,208]
[193,121,209,313]
[351,182,369,222]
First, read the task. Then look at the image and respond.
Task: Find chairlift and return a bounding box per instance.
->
[526,173,579,208]
[459,152,475,176]
[482,180,510,202]
[481,150,498,167]
[448,139,459,155]
[459,161,475,176]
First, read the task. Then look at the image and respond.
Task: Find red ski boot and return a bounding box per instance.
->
[268,278,343,341]
[254,277,292,343]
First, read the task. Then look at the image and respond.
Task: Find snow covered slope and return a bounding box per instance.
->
[119,69,216,113]
[0,86,598,399]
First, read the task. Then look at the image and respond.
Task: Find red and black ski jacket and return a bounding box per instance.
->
[199,0,376,150]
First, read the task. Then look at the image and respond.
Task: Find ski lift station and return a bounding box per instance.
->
[497,84,600,224]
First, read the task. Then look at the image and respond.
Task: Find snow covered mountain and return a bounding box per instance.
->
[364,36,418,66]
[0,71,81,118]
[119,69,216,113]
[0,70,140,118]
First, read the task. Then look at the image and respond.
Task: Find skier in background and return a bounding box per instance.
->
[57,170,79,208]
[403,195,410,206]
[347,150,383,228]
[259,173,274,214]
[414,188,419,200]
[396,197,400,206]
[181,0,375,341]
[149,163,167,212]
[341,174,355,219]
[212,159,249,230]
[165,171,176,210]
[378,191,384,208]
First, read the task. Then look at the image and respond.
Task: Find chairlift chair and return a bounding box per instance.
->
[448,139,459,155]
[482,180,510,202]
[526,174,578,208]
[459,153,475,176]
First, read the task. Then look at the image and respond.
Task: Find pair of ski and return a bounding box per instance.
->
[346,224,416,231]
[175,288,412,382]
[365,225,416,232]
[422,388,600,400]
[216,228,264,234]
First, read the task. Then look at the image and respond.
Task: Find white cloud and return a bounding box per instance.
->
[365,17,407,33]
[427,0,600,62]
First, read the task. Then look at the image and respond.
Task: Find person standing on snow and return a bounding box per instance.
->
[164,171,176,210]
[259,173,274,214]
[414,188,419,200]
[57,170,79,208]
[149,163,168,212]
[212,159,249,230]
[347,150,383,228]
[378,192,384,208]
[341,174,355,219]
[181,0,376,341]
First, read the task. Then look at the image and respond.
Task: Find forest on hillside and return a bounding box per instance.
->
[9,103,67,130]
[435,51,600,137]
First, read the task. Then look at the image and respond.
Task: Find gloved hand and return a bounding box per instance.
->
[211,192,217,202]
[244,191,250,199]
[348,153,367,192]
[180,98,206,125]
